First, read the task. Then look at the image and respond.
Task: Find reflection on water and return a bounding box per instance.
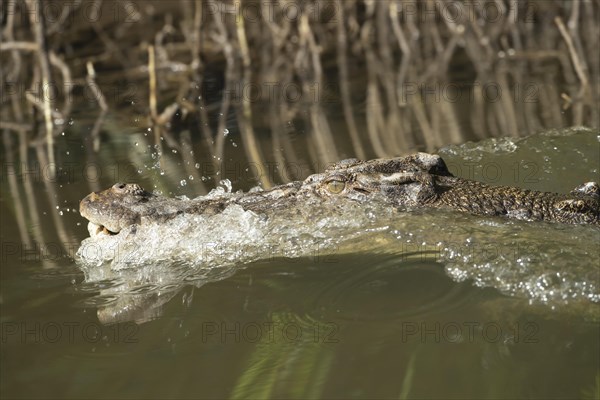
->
[2,128,599,399]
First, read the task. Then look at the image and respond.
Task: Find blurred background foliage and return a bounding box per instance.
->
[1,0,597,185]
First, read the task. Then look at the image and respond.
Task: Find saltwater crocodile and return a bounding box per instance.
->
[80,153,600,234]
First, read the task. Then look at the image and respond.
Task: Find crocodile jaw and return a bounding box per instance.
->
[87,221,119,237]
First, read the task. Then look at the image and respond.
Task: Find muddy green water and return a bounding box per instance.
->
[2,128,599,399]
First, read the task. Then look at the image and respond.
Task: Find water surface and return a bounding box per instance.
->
[2,128,599,399]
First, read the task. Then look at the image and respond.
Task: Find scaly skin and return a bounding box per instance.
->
[80,153,599,235]
[430,176,599,224]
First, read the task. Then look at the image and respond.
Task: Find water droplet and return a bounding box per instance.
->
[223,128,229,136]
[195,163,200,169]
[180,180,187,186]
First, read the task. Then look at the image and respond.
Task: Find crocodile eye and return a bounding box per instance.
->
[326,179,346,194]
[113,183,127,190]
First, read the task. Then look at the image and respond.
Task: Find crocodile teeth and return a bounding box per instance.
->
[87,222,117,237]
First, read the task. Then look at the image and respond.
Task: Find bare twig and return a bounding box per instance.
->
[335,0,366,159]
[555,16,590,125]
[148,45,159,121]
[26,0,55,178]
[85,61,108,152]
[235,4,271,188]
[0,41,38,51]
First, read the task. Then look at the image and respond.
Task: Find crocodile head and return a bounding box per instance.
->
[79,183,157,235]
[79,153,449,236]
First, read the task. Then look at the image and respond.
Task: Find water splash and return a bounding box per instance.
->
[76,128,600,310]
